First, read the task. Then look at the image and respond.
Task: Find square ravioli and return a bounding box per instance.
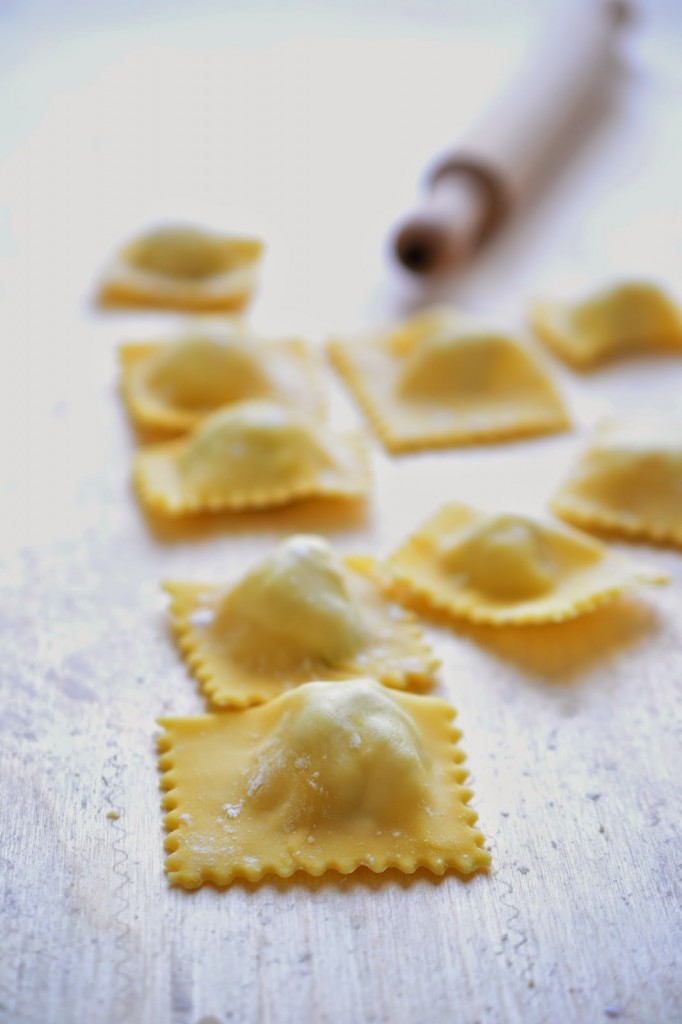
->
[165,534,438,706]
[98,224,263,312]
[530,280,682,368]
[387,503,666,626]
[133,399,370,516]
[119,323,325,436]
[552,417,682,547]
[158,678,489,888]
[327,306,569,452]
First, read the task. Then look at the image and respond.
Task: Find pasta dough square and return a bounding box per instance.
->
[158,678,489,888]
[133,400,370,516]
[98,225,263,312]
[552,418,682,547]
[165,534,439,706]
[119,325,325,436]
[530,281,682,369]
[328,307,569,452]
[387,503,666,626]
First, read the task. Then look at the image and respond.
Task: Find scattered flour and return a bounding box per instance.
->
[247,762,267,797]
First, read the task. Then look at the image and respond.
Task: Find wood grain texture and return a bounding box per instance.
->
[1,4,681,1023]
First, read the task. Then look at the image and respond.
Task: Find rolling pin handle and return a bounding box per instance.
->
[393,161,509,275]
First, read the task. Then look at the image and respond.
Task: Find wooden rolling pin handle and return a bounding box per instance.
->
[395,160,509,274]
[393,0,633,276]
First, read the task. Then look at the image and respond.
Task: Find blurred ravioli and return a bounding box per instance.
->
[119,322,324,435]
[158,678,489,888]
[98,224,263,311]
[328,306,569,452]
[133,400,370,516]
[530,280,682,368]
[165,534,438,706]
[552,417,682,547]
[387,503,666,625]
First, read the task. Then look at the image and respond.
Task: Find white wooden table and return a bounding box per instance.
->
[1,2,680,1022]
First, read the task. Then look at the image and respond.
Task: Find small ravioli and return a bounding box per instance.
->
[165,534,438,705]
[387,503,666,625]
[134,400,370,516]
[98,224,263,311]
[552,417,682,547]
[327,306,569,452]
[530,280,682,368]
[158,678,489,887]
[119,324,324,435]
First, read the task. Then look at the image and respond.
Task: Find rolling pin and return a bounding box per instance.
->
[392,0,632,275]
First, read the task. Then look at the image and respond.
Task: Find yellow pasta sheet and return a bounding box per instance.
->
[552,417,682,547]
[530,281,682,368]
[120,326,324,436]
[165,535,438,706]
[98,224,263,311]
[134,400,370,516]
[328,307,569,452]
[158,678,489,888]
[388,503,666,626]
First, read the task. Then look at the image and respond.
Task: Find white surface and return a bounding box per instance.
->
[1,3,681,1023]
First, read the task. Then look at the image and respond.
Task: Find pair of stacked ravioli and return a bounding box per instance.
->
[123,328,370,517]
[158,534,491,887]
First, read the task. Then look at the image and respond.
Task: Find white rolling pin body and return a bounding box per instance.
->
[394,1,631,275]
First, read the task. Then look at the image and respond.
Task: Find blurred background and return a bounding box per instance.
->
[4,0,682,549]
[2,0,682,334]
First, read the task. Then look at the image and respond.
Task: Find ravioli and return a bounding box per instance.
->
[98,225,263,311]
[327,307,569,452]
[530,280,682,368]
[119,324,325,435]
[387,503,666,625]
[158,678,489,887]
[133,400,370,516]
[552,418,682,547]
[165,534,438,705]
